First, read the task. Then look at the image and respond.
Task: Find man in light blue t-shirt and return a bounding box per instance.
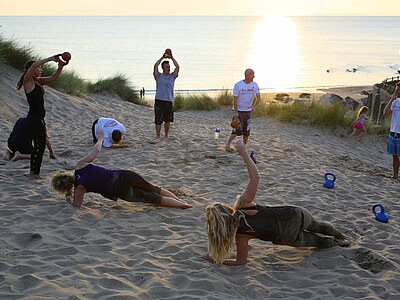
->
[153,49,180,138]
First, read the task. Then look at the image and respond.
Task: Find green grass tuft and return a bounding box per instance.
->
[42,64,88,96]
[255,100,356,130]
[216,89,233,106]
[0,35,34,70]
[0,35,149,106]
[88,74,149,106]
[174,93,218,111]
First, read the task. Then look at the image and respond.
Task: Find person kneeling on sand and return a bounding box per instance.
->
[4,117,55,161]
[202,140,350,266]
[92,117,127,148]
[51,131,192,209]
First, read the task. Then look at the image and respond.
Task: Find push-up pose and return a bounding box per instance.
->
[52,132,192,209]
[203,140,350,265]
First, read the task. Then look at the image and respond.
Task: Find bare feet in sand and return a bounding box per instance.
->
[10,151,22,162]
[337,234,350,247]
[3,150,11,161]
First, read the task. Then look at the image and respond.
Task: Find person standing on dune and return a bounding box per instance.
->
[153,49,180,138]
[16,54,67,179]
[384,82,400,179]
[225,69,261,149]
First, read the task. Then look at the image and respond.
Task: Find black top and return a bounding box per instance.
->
[236,204,299,243]
[26,83,45,120]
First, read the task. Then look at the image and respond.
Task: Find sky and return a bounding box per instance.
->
[0,0,399,16]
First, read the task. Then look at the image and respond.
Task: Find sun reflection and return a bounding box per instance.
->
[246,16,301,90]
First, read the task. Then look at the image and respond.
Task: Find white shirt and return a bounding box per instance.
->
[95,117,126,147]
[390,98,400,133]
[233,80,260,112]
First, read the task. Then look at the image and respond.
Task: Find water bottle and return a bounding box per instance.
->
[214,128,220,139]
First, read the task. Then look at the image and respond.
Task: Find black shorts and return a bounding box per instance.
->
[154,99,174,125]
[231,111,251,137]
[116,171,162,205]
[92,119,99,143]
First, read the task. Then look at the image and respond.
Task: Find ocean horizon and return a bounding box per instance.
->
[1,16,399,94]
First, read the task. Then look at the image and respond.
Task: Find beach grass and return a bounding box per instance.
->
[88,74,148,106]
[216,89,233,106]
[174,93,219,111]
[0,36,34,70]
[42,64,88,96]
[0,35,148,106]
[254,100,355,129]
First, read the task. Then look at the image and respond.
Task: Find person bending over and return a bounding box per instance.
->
[203,140,350,266]
[4,117,55,161]
[92,117,127,148]
[52,132,192,209]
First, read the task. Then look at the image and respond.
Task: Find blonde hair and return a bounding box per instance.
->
[357,106,369,118]
[51,172,74,195]
[205,202,239,263]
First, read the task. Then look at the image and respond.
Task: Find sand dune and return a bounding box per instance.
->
[0,65,399,299]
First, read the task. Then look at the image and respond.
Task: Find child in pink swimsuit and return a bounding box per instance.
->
[349,106,368,138]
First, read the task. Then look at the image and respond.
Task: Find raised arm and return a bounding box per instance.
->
[383,94,396,117]
[171,54,180,77]
[235,140,260,205]
[23,55,59,93]
[39,61,65,85]
[153,56,164,78]
[24,55,58,85]
[75,133,104,169]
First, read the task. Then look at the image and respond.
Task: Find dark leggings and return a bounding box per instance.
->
[29,119,46,174]
[116,171,162,204]
[285,208,342,248]
[92,119,99,143]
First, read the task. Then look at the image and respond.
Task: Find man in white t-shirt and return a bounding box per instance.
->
[91,117,127,148]
[383,82,400,179]
[225,69,261,149]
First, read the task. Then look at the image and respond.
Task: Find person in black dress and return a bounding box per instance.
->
[16,54,67,179]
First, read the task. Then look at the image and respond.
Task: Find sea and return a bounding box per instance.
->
[0,16,399,96]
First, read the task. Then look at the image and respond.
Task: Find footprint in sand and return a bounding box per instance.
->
[58,149,72,157]
[352,248,393,273]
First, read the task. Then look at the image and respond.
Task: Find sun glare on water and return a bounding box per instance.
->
[246,17,302,90]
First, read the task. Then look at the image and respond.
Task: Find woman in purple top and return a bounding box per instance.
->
[51,132,192,209]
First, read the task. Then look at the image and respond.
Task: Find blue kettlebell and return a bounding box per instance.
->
[372,204,389,223]
[323,172,336,189]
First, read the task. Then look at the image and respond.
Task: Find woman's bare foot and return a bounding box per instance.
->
[337,234,350,247]
[49,153,56,159]
[3,150,11,161]
[10,151,22,162]
[181,203,193,209]
[391,175,398,180]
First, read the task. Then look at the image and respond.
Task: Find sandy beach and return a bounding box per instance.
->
[0,64,399,299]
